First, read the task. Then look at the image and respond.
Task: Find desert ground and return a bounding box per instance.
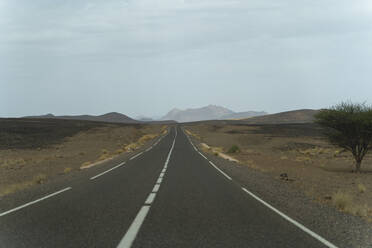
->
[0,118,167,197]
[185,122,372,222]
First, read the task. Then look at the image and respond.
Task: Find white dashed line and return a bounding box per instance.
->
[145,193,156,205]
[117,127,177,248]
[130,152,143,161]
[0,187,72,217]
[90,162,125,180]
[117,206,150,248]
[241,187,338,248]
[152,184,160,193]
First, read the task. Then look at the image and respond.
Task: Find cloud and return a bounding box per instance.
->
[1,0,372,117]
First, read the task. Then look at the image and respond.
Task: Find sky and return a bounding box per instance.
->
[1,0,372,119]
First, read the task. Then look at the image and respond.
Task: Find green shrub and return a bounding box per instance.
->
[228,145,240,154]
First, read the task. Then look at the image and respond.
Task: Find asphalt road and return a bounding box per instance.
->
[0,126,338,248]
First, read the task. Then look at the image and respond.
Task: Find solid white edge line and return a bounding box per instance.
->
[145,193,156,205]
[209,161,232,180]
[0,187,72,217]
[90,162,125,180]
[159,172,165,178]
[130,152,143,161]
[198,152,208,160]
[241,187,339,248]
[117,206,150,248]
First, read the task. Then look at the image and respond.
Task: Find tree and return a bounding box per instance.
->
[315,102,372,173]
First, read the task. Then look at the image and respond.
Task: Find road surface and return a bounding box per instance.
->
[0,127,338,247]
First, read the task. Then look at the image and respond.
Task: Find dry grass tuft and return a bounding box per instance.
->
[138,134,158,144]
[81,161,92,168]
[114,148,125,155]
[63,167,72,174]
[33,174,47,184]
[332,191,352,211]
[357,183,367,193]
[295,156,312,163]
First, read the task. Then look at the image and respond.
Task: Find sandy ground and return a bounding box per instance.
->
[186,123,372,223]
[0,119,166,197]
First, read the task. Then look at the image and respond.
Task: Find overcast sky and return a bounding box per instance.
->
[1,0,372,118]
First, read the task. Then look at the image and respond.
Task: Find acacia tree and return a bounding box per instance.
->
[315,102,372,173]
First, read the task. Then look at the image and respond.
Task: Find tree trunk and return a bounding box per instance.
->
[355,160,362,173]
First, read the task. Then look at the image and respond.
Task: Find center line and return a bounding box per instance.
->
[117,206,150,248]
[145,193,156,205]
[152,184,160,193]
[117,128,177,248]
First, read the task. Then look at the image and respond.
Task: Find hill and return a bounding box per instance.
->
[25,112,139,124]
[240,109,319,124]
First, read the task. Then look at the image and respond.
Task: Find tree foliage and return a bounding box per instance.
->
[315,102,372,172]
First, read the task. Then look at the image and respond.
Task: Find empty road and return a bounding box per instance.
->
[0,127,338,247]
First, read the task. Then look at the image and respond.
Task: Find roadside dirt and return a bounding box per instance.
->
[0,118,166,197]
[185,123,372,222]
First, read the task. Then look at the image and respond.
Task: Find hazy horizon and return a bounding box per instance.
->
[2,0,372,118]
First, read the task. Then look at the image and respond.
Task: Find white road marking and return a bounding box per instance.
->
[145,193,156,205]
[117,127,177,248]
[198,152,208,160]
[117,206,150,248]
[241,187,339,248]
[145,147,152,152]
[130,152,143,161]
[209,161,232,180]
[152,184,160,193]
[0,187,72,217]
[161,168,166,173]
[90,162,125,180]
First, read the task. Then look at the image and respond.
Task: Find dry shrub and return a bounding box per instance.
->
[332,191,352,211]
[101,149,109,154]
[81,161,92,167]
[114,148,125,155]
[280,156,288,160]
[98,154,111,161]
[357,183,367,193]
[295,156,312,163]
[63,167,72,174]
[33,174,47,184]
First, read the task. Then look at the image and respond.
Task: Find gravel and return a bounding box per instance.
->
[192,138,372,248]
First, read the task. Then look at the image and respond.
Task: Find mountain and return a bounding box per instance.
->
[161,105,233,122]
[25,112,139,124]
[221,111,267,120]
[240,109,319,124]
[161,105,266,122]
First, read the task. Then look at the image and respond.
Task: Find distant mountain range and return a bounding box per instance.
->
[25,112,139,124]
[161,105,267,122]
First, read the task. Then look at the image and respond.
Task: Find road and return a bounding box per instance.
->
[0,126,338,248]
